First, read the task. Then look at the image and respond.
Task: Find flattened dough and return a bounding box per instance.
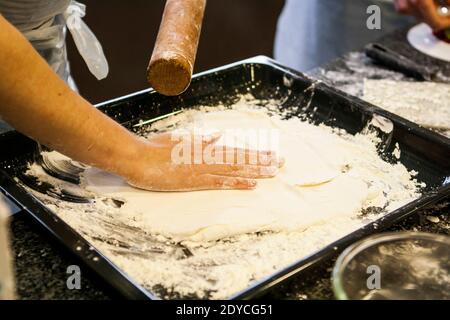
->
[82,107,381,242]
[84,169,368,242]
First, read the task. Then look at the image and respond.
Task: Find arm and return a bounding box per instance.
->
[0,15,279,191]
[0,14,143,180]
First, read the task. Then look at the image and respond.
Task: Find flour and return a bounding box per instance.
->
[81,101,419,242]
[22,94,422,299]
[310,52,408,97]
[363,79,450,137]
[309,52,450,138]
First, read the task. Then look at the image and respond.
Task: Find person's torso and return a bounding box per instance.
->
[0,0,70,32]
[0,0,106,87]
[275,0,413,71]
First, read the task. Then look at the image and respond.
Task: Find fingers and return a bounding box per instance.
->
[196,163,279,178]
[140,131,281,191]
[201,131,222,146]
[233,149,280,167]
[148,131,221,147]
[191,147,282,180]
[413,0,444,29]
[195,174,257,190]
[204,147,281,167]
[405,0,450,30]
[128,172,257,191]
[150,131,283,167]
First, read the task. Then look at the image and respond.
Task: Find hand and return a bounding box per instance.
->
[124,132,282,192]
[395,0,450,30]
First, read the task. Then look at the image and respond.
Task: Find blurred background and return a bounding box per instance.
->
[67,0,284,103]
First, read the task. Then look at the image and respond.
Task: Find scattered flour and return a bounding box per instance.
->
[363,79,450,137]
[310,52,450,138]
[22,95,423,299]
[310,52,408,97]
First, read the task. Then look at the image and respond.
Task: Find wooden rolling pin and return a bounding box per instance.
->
[147,0,207,96]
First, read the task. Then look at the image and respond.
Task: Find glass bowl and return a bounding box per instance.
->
[332,232,450,300]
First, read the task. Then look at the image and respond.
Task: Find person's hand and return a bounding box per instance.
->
[124,132,282,192]
[395,0,450,31]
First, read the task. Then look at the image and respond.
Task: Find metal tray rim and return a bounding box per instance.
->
[1,55,449,300]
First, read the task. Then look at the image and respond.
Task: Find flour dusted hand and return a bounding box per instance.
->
[125,132,281,192]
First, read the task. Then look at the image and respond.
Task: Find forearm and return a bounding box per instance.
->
[0,15,141,177]
[0,15,280,192]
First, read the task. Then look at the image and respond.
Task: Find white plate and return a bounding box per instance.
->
[407,23,450,62]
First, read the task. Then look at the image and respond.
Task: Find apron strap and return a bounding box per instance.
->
[63,1,109,80]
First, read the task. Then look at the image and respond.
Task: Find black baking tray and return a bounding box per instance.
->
[0,56,449,300]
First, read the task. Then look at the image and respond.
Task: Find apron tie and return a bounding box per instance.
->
[63,1,109,80]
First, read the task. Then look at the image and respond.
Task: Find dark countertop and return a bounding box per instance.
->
[7,28,450,300]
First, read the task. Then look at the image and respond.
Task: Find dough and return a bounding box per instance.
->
[81,106,387,242]
[84,168,368,242]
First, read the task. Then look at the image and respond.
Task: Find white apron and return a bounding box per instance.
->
[0,0,108,89]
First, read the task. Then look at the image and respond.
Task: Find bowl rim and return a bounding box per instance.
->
[332,231,450,300]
